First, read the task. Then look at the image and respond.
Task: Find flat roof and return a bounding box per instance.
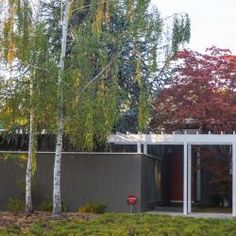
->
[108,133,236,145]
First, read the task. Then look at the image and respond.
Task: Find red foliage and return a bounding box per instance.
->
[193,146,231,197]
[151,47,236,133]
[151,48,236,200]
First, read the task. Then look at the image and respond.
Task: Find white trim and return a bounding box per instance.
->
[137,142,142,154]
[233,142,236,217]
[183,142,188,215]
[188,144,192,214]
[143,144,148,154]
[108,133,236,145]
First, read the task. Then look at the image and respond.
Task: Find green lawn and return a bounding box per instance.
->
[2,213,236,236]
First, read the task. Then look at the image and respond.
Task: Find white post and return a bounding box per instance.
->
[137,142,141,154]
[183,142,188,215]
[188,144,192,214]
[143,144,148,154]
[232,142,236,217]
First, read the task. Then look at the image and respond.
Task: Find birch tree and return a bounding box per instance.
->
[52,0,70,216]
[50,0,190,216]
[1,0,190,216]
[0,0,56,213]
[0,0,35,213]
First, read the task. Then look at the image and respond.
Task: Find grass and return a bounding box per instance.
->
[1,213,236,235]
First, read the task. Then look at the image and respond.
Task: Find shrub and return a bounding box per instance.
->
[157,227,180,236]
[6,224,22,235]
[79,202,106,214]
[183,224,206,236]
[39,199,67,212]
[8,198,24,212]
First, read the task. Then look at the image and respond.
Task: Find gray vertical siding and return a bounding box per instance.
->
[0,153,149,212]
[0,159,26,210]
[58,153,142,212]
[141,155,161,211]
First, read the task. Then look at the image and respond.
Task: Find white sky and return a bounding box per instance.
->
[152,0,236,54]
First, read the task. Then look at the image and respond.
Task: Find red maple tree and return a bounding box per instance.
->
[151,47,236,204]
[151,47,236,133]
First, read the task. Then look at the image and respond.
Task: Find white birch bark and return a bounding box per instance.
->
[25,0,42,214]
[52,0,70,216]
[25,87,34,213]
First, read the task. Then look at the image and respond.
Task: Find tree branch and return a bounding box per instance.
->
[82,59,114,91]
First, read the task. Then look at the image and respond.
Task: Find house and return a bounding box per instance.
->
[0,151,160,212]
[108,132,236,215]
[0,132,235,214]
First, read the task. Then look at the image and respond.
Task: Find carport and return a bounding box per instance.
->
[108,132,236,216]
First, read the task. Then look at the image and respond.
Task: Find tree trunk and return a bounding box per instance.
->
[25,78,35,214]
[52,0,70,216]
[25,109,34,213]
[52,112,64,216]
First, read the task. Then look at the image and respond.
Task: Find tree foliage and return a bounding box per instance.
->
[151,47,236,202]
[0,0,190,146]
[151,47,236,133]
[0,0,58,134]
[195,145,231,199]
[41,0,191,136]
[0,0,191,216]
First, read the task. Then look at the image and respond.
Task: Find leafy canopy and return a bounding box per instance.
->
[0,0,191,150]
[151,47,236,133]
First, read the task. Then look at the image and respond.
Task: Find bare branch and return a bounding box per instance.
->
[82,60,114,91]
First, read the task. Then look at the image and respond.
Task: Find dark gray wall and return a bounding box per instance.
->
[141,156,161,211]
[0,153,159,212]
[36,153,142,212]
[0,159,25,210]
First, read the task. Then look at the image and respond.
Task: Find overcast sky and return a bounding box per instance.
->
[152,0,236,54]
